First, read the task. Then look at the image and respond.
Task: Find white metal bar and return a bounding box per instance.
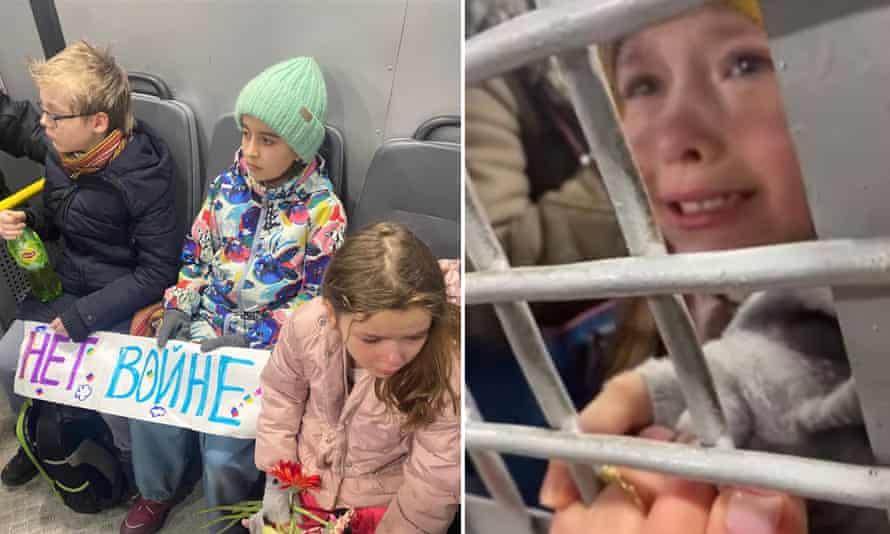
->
[467,422,890,510]
[466,178,601,504]
[555,41,732,448]
[465,495,552,534]
[466,0,707,84]
[467,238,890,305]
[465,392,534,533]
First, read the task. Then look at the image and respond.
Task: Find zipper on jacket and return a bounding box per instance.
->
[230,194,270,334]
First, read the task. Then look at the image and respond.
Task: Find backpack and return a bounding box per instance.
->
[16,399,127,513]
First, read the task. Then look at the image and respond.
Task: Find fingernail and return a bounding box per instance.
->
[638,425,676,441]
[725,490,783,534]
[539,479,557,506]
[540,476,567,507]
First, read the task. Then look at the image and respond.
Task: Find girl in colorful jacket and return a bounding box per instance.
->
[122,57,346,534]
[246,222,460,534]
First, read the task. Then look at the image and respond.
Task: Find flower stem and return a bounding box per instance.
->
[292,505,331,527]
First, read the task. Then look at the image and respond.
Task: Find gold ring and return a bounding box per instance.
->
[597,465,644,510]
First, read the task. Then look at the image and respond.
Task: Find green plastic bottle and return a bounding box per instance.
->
[6,227,62,303]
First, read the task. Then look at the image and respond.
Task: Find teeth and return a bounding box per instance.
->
[702,197,725,210]
[678,194,734,215]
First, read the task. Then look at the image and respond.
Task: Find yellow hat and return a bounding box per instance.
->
[725,0,762,24]
[597,0,763,112]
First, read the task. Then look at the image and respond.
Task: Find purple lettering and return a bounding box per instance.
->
[20,330,50,381]
[67,337,98,390]
[39,333,71,387]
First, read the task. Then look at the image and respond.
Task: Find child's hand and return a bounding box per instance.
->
[243,474,292,533]
[242,515,285,534]
[550,476,808,534]
[0,210,26,240]
[438,259,460,305]
[156,309,190,348]
[540,371,653,510]
[49,317,68,337]
[200,334,248,353]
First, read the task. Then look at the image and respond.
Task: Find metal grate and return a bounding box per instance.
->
[465,0,890,531]
[0,247,30,303]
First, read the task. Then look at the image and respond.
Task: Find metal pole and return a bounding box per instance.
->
[467,421,890,510]
[466,0,707,84]
[466,238,890,305]
[466,178,601,503]
[465,392,534,533]
[554,41,732,448]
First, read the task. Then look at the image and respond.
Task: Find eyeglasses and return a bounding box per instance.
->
[37,104,93,128]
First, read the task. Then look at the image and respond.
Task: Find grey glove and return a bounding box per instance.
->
[246,475,293,532]
[156,309,190,348]
[200,334,249,353]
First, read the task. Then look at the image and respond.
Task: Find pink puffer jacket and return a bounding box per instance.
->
[256,297,460,533]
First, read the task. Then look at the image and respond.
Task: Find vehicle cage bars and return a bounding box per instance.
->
[464,0,890,530]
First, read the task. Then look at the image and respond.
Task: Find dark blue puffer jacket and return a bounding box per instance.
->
[1,93,181,340]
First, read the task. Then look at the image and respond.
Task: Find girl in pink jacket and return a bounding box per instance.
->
[246,222,460,534]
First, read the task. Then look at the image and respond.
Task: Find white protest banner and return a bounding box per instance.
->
[14,322,269,438]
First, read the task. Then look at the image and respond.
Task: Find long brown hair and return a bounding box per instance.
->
[605,298,660,378]
[322,222,460,430]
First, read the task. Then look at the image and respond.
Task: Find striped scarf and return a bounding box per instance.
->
[61,129,127,179]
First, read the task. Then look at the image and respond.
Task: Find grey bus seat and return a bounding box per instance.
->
[414,114,460,143]
[0,170,29,330]
[350,116,460,259]
[0,117,43,329]
[129,72,203,242]
[206,113,345,200]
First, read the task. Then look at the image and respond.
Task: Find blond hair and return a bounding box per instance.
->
[597,0,764,114]
[322,222,460,430]
[29,40,133,134]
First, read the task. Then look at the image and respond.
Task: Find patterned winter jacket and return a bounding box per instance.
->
[164,151,346,348]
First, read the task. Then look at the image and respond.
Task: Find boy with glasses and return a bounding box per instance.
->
[0,40,179,490]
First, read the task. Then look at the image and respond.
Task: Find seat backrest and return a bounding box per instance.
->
[350,116,460,259]
[206,113,345,200]
[129,72,202,243]
[0,169,30,329]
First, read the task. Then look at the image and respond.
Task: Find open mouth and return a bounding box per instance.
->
[664,191,755,229]
[670,192,750,216]
[667,192,754,215]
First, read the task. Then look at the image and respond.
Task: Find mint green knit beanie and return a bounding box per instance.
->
[235,57,328,161]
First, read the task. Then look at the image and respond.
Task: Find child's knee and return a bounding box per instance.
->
[203,439,255,472]
[0,320,25,373]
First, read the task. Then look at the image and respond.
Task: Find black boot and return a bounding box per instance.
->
[1,446,38,487]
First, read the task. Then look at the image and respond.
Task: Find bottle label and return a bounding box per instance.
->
[8,231,49,272]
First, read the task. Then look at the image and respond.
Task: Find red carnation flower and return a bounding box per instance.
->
[269,460,322,493]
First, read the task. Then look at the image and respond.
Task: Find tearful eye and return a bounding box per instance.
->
[727,52,773,78]
[621,75,660,100]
